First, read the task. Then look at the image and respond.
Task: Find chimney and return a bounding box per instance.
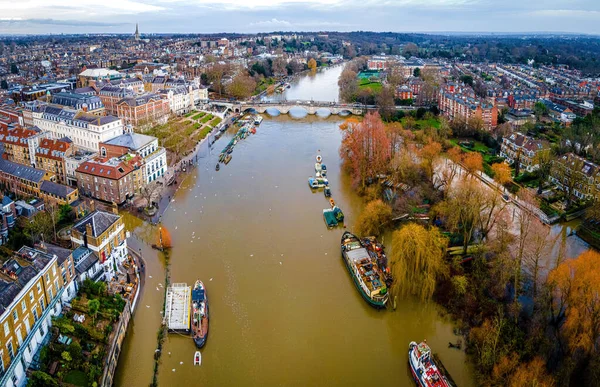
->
[89,200,95,213]
[112,202,119,215]
[85,223,92,247]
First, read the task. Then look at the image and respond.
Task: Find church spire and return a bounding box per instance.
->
[134,23,140,41]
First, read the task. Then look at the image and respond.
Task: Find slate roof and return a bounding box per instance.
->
[72,246,99,274]
[40,180,76,199]
[43,243,72,266]
[103,132,154,151]
[73,210,120,237]
[0,246,55,314]
[0,159,46,183]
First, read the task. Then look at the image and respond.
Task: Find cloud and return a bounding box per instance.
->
[249,18,292,27]
[529,9,600,19]
[0,18,129,27]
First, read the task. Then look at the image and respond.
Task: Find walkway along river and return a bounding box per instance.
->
[113,65,587,386]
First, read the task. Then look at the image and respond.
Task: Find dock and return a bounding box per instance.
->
[164,283,191,332]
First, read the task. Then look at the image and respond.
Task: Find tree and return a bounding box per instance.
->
[403,43,419,57]
[437,146,463,198]
[28,371,59,387]
[140,181,161,210]
[377,85,395,121]
[462,152,483,178]
[226,73,257,100]
[524,219,553,300]
[491,162,512,188]
[24,211,53,244]
[420,141,442,182]
[338,68,358,103]
[548,250,600,356]
[534,148,554,194]
[508,357,554,387]
[386,65,405,88]
[354,200,392,237]
[339,112,391,190]
[413,68,421,77]
[271,57,287,77]
[307,58,317,72]
[0,80,7,90]
[551,155,585,206]
[206,63,231,95]
[10,63,18,74]
[533,101,548,122]
[88,299,100,323]
[390,223,448,301]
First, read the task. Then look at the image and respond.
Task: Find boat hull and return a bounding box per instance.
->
[408,344,426,387]
[341,232,387,309]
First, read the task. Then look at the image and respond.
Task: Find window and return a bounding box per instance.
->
[3,322,9,337]
[7,342,13,360]
[12,310,17,322]
[39,298,45,311]
[45,273,50,283]
[37,283,41,293]
[21,300,26,313]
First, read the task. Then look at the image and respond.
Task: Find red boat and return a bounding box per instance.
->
[408,341,451,387]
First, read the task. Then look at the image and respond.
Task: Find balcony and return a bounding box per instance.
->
[0,287,64,387]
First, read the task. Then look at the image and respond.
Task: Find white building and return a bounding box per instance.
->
[31,105,123,152]
[101,132,168,184]
[0,247,65,387]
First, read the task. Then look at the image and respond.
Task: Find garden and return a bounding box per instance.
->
[30,280,126,387]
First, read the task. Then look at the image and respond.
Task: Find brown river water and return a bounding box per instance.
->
[113,66,588,386]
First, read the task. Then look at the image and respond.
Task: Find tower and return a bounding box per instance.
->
[134,23,140,41]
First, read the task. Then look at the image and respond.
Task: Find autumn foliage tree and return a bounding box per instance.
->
[390,223,448,301]
[420,141,442,182]
[226,73,257,100]
[354,200,392,237]
[339,112,391,190]
[548,250,600,356]
[491,162,512,188]
[462,152,483,177]
[308,58,317,72]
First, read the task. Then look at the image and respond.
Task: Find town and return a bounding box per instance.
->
[0,22,598,387]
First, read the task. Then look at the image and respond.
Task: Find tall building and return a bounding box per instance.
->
[0,246,66,387]
[134,23,140,41]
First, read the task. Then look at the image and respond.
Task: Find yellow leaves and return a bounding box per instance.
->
[390,224,449,301]
[308,58,317,71]
[339,117,359,131]
[462,151,483,176]
[508,357,555,387]
[491,162,512,186]
[548,249,600,356]
[354,200,392,237]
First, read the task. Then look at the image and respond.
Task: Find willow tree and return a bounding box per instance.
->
[390,223,449,301]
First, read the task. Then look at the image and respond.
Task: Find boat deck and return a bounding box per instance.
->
[165,283,191,331]
[345,245,385,295]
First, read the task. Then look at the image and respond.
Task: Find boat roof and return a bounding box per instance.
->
[192,288,205,300]
[346,247,370,262]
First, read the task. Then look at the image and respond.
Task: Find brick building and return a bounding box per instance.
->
[439,89,498,130]
[115,94,170,128]
[75,155,142,204]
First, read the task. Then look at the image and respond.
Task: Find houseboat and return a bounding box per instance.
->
[191,280,209,348]
[408,341,452,387]
[340,232,388,308]
[308,177,329,189]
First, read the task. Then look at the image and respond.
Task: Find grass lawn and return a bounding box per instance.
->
[64,370,88,386]
[403,117,441,129]
[358,79,382,93]
[191,112,206,120]
[184,111,195,118]
[209,117,222,127]
[200,114,214,124]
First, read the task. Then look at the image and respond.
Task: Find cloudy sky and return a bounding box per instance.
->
[0,0,599,35]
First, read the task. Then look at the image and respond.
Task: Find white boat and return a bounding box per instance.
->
[194,351,202,366]
[254,115,263,125]
[315,163,322,174]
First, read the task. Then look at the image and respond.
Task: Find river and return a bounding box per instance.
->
[114,65,484,387]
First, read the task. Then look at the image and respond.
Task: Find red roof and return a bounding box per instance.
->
[76,155,142,180]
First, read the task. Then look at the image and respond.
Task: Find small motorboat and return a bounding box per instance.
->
[324,187,331,197]
[194,351,202,366]
[316,155,322,163]
[329,198,335,208]
[219,153,226,162]
[224,154,232,164]
[321,164,327,176]
[215,164,220,171]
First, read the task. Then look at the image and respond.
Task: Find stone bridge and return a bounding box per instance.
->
[211,100,374,115]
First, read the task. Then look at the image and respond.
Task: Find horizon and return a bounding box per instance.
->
[0,0,599,35]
